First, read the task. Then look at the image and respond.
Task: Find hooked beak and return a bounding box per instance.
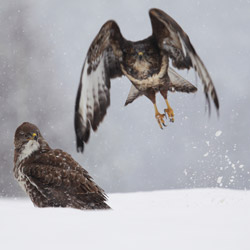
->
[138,51,143,60]
[29,133,38,141]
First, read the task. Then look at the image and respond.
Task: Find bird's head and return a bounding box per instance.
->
[14,122,47,163]
[134,44,147,62]
[122,43,159,76]
[123,45,147,62]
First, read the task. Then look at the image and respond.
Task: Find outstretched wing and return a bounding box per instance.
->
[75,21,124,152]
[149,8,219,113]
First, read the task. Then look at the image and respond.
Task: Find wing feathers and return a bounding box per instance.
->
[149,8,219,113]
[75,21,123,152]
[22,150,110,209]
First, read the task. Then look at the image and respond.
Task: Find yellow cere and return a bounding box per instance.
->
[32,133,37,137]
[138,51,143,56]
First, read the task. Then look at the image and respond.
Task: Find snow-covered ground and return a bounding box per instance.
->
[1,189,250,250]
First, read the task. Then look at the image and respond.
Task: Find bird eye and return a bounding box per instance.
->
[27,133,31,137]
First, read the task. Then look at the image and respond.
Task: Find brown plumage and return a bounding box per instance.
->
[13,122,110,210]
[75,8,219,152]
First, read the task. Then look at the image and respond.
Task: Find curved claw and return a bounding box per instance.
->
[155,113,167,129]
[164,108,175,123]
[164,109,168,119]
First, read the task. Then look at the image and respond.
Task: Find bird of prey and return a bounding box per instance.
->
[13,122,110,210]
[75,8,219,152]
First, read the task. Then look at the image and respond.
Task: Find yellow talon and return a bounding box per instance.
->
[164,99,174,122]
[154,104,166,129]
[155,113,166,129]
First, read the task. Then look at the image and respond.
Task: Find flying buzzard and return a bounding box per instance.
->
[75,8,219,152]
[13,122,110,210]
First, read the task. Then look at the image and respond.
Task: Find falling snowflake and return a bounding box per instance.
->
[215,130,222,137]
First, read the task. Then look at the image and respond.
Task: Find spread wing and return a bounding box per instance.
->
[124,67,196,105]
[75,21,124,152]
[22,150,110,209]
[149,8,219,113]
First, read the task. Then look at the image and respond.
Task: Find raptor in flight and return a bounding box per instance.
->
[75,8,219,152]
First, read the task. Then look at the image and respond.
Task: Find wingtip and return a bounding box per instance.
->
[76,137,84,153]
[214,97,220,111]
[216,108,220,118]
[76,146,84,153]
[214,98,220,118]
[204,93,220,118]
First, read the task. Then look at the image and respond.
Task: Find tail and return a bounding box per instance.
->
[168,67,197,93]
[124,84,143,106]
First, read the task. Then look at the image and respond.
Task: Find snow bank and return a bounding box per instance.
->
[1,189,249,250]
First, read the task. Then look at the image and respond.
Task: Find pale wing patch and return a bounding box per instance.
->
[75,53,111,152]
[79,54,108,127]
[79,58,102,125]
[178,32,187,57]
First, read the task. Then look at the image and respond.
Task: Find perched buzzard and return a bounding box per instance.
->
[13,122,110,210]
[75,8,219,152]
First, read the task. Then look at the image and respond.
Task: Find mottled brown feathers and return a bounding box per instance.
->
[14,122,110,210]
[74,8,219,152]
